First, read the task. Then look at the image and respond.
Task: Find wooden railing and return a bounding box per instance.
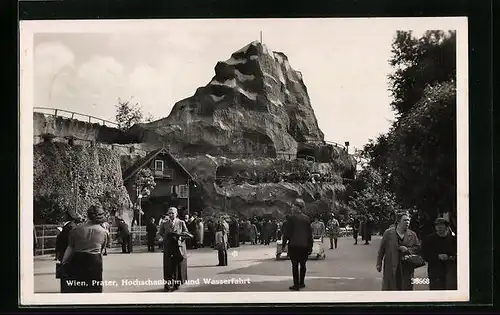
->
[308,139,347,150]
[34,224,147,256]
[34,107,119,128]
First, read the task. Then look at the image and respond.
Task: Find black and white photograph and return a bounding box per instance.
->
[20,17,469,305]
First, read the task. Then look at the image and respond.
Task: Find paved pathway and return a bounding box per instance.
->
[34,236,429,293]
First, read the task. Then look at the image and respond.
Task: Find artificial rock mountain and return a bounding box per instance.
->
[32,41,355,224]
[129,41,326,158]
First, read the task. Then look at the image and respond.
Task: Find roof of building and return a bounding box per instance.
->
[122,147,199,185]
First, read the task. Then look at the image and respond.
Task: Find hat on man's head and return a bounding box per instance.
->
[434,217,450,226]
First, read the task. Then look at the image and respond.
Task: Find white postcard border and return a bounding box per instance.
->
[20,17,470,305]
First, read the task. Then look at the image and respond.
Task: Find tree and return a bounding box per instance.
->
[387,80,456,219]
[347,167,400,227]
[135,168,156,199]
[388,30,456,117]
[365,30,456,223]
[115,98,144,130]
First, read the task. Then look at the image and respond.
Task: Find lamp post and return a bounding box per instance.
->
[138,193,143,244]
[186,179,197,217]
[187,179,190,217]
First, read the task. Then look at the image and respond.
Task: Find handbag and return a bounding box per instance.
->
[397,232,425,269]
[402,254,426,269]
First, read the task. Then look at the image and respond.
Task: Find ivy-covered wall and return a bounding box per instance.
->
[33,142,133,225]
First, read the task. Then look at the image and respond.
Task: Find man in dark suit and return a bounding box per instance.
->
[55,213,81,293]
[146,217,158,252]
[55,213,80,262]
[117,218,132,253]
[282,198,313,291]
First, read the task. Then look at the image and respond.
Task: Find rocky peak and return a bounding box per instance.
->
[129,41,325,157]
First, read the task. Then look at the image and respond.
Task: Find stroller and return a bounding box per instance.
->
[275,237,326,260]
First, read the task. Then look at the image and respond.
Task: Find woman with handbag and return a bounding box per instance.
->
[159,207,192,292]
[59,205,108,293]
[376,211,422,291]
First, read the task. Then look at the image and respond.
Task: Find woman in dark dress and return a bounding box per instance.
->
[60,205,108,293]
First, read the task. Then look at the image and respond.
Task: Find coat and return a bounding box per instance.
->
[283,213,313,250]
[377,227,421,290]
[311,221,325,239]
[55,221,77,261]
[350,219,360,232]
[160,218,191,284]
[196,220,204,245]
[360,220,372,241]
[326,219,340,238]
[117,220,130,238]
[146,222,157,240]
[215,221,229,250]
[422,232,457,289]
[261,222,272,240]
[249,224,258,241]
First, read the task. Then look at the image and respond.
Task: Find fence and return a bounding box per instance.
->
[34,107,119,128]
[308,140,347,150]
[34,224,147,256]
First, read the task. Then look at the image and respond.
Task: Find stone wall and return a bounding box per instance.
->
[33,112,139,145]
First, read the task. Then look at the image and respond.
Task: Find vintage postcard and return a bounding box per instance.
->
[20,17,469,305]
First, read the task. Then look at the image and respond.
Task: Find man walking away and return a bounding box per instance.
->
[283,199,313,291]
[146,217,157,252]
[422,217,457,290]
[117,218,131,253]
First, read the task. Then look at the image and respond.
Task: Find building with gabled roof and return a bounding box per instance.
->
[122,147,202,223]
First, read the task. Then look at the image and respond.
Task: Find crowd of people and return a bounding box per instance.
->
[144,213,285,252]
[52,199,457,293]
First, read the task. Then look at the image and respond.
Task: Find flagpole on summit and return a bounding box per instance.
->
[260,31,263,44]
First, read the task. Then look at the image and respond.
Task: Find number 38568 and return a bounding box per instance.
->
[411,278,430,285]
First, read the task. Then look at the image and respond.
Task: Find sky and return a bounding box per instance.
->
[32,19,449,150]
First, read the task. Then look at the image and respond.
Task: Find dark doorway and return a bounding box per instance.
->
[142,196,170,223]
